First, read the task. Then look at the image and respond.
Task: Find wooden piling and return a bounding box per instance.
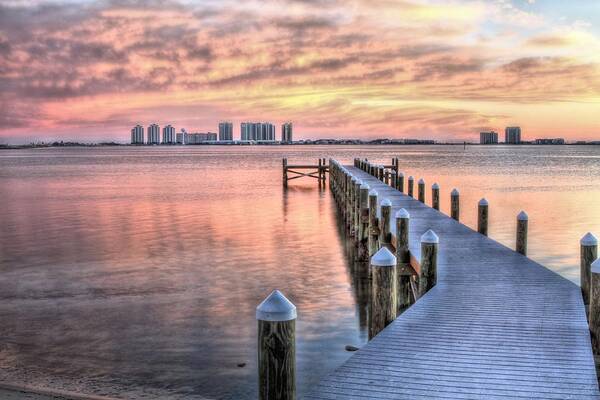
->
[398,172,404,192]
[418,178,425,203]
[283,158,288,188]
[432,183,440,211]
[378,166,384,181]
[353,179,362,236]
[477,198,489,236]
[384,170,390,185]
[380,198,392,245]
[408,176,414,197]
[368,190,380,257]
[390,171,397,189]
[369,247,397,339]
[581,233,598,306]
[395,209,413,313]
[451,189,460,221]
[418,230,438,298]
[589,259,600,356]
[516,211,528,256]
[257,290,296,400]
[358,183,370,261]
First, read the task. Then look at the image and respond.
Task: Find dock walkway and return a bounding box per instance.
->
[306,164,599,399]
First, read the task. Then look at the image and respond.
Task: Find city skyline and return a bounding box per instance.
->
[1,0,600,144]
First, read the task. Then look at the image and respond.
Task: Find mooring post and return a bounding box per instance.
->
[394,157,399,176]
[318,158,322,183]
[368,189,379,257]
[589,259,600,356]
[418,230,439,298]
[322,158,326,184]
[384,170,390,185]
[408,176,414,197]
[477,198,489,236]
[516,211,528,256]
[451,189,460,221]
[398,172,405,192]
[358,183,370,261]
[378,165,384,181]
[283,158,288,188]
[395,209,412,313]
[369,247,397,340]
[380,199,392,245]
[257,290,297,400]
[418,178,425,203]
[581,233,598,307]
[354,179,362,236]
[432,183,440,211]
[390,171,397,189]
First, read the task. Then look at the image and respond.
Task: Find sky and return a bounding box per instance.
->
[0,0,599,143]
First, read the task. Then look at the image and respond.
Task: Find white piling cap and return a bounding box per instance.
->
[398,172,405,177]
[421,229,439,244]
[418,178,425,184]
[517,211,528,221]
[369,189,378,196]
[592,259,600,274]
[396,208,410,219]
[381,198,392,207]
[355,180,363,186]
[371,247,397,266]
[581,232,598,246]
[256,290,297,321]
[351,176,357,182]
[451,188,459,196]
[408,176,414,181]
[432,183,440,190]
[479,198,488,206]
[360,183,370,190]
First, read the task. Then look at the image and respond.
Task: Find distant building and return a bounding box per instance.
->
[186,132,218,144]
[505,127,521,144]
[131,125,144,144]
[218,122,233,141]
[147,124,160,145]
[241,122,276,141]
[535,138,565,145]
[176,130,185,144]
[480,131,498,144]
[162,125,176,144]
[281,122,293,143]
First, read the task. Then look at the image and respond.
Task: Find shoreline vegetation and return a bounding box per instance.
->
[1,141,599,149]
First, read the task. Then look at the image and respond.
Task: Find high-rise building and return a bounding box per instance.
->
[147,124,160,144]
[240,122,276,141]
[131,125,144,144]
[185,132,218,144]
[162,125,176,144]
[505,127,521,144]
[281,122,293,143]
[218,122,233,141]
[480,131,498,144]
[176,131,185,144]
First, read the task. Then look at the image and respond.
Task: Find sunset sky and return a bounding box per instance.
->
[1,0,599,143]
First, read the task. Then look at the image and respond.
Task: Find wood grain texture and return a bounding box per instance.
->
[259,319,295,400]
[516,219,528,256]
[369,194,380,257]
[591,270,600,356]
[432,187,440,211]
[418,242,437,298]
[418,182,425,203]
[380,204,392,245]
[451,193,460,221]
[370,262,397,340]
[478,204,488,236]
[581,244,597,306]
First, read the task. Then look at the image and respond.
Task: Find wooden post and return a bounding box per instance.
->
[318,158,322,183]
[368,189,379,257]
[369,247,397,339]
[322,158,326,184]
[516,211,528,255]
[589,259,600,356]
[407,176,414,197]
[378,166,384,181]
[283,158,288,188]
[353,179,362,236]
[358,183,370,261]
[477,198,489,236]
[395,208,412,313]
[384,170,390,185]
[380,198,392,245]
[418,230,438,298]
[418,178,425,203]
[432,183,440,211]
[390,171,397,188]
[450,189,459,221]
[257,290,296,400]
[581,233,598,306]
[398,172,404,192]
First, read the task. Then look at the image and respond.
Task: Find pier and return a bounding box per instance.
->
[282,158,328,187]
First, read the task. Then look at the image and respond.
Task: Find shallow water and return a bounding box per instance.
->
[0,145,599,399]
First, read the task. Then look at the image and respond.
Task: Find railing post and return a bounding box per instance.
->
[369,247,397,339]
[384,170,390,185]
[358,183,370,261]
[516,211,528,255]
[283,158,288,188]
[398,172,405,192]
[432,183,440,210]
[380,199,392,245]
[378,165,384,181]
[451,189,460,221]
[390,171,397,189]
[477,198,489,236]
[257,290,296,400]
[418,230,438,298]
[318,158,322,183]
[418,178,425,203]
[408,176,414,197]
[395,209,412,313]
[368,190,379,257]
[589,259,600,356]
[581,233,598,307]
[353,179,362,236]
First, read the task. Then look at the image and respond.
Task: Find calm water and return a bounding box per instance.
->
[0,145,599,399]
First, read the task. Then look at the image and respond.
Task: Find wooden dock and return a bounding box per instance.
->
[305,160,599,400]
